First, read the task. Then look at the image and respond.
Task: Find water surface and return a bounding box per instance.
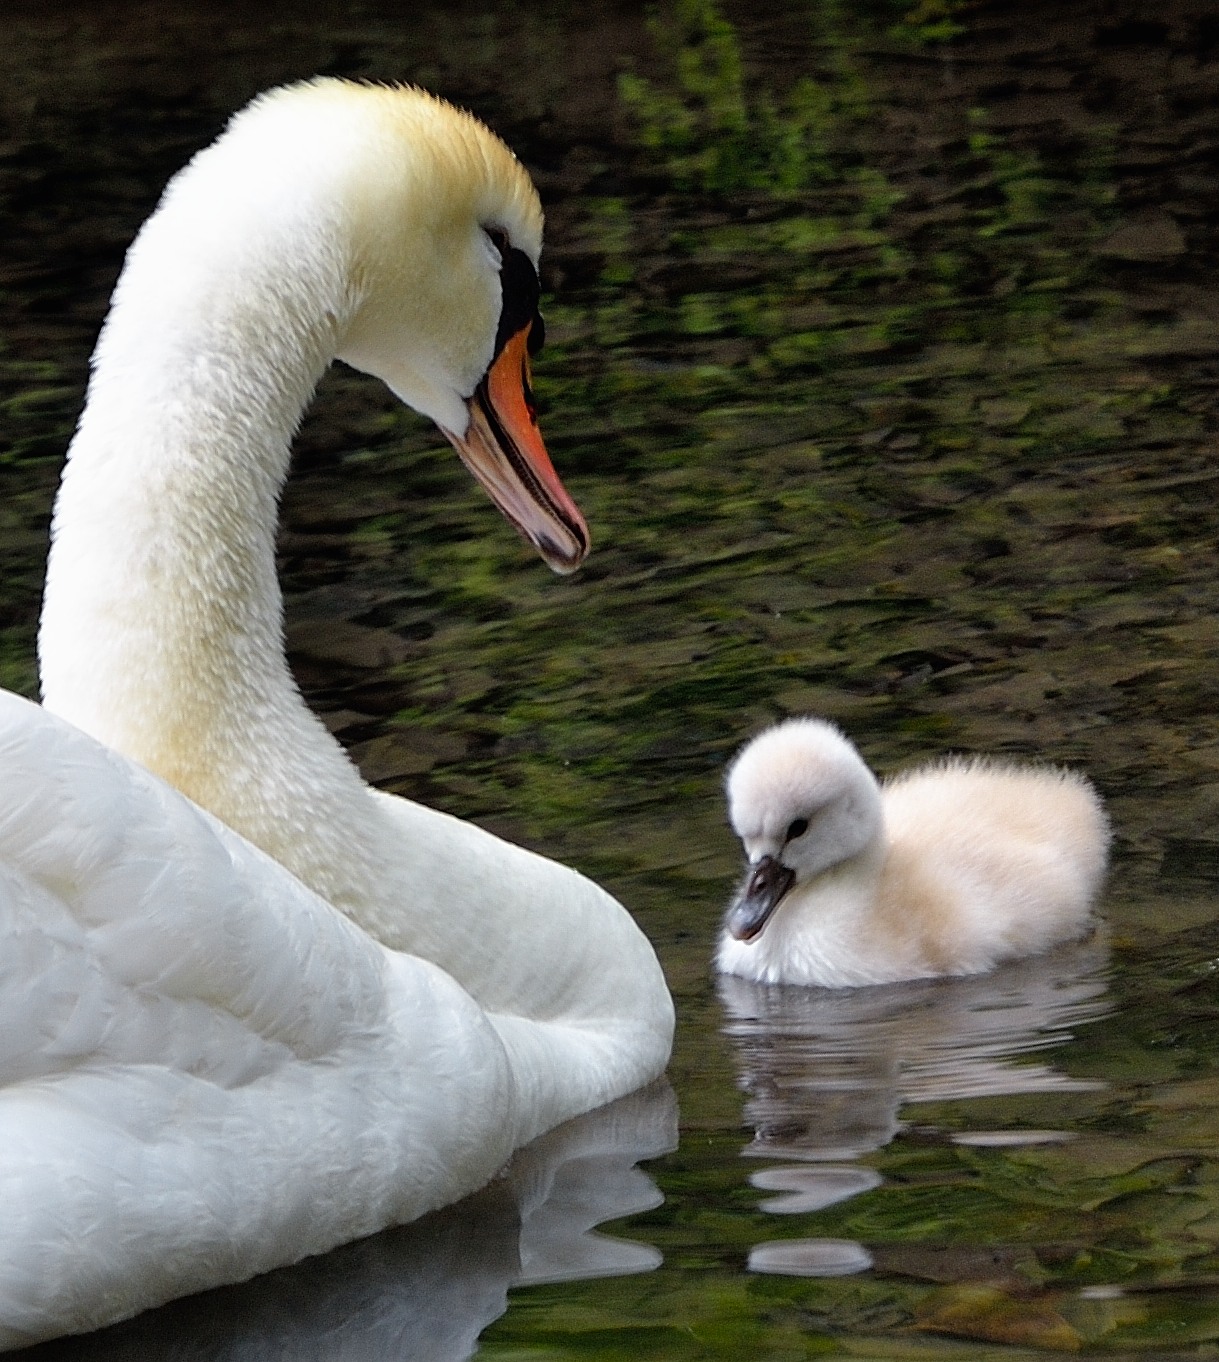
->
[4,0,1219,1356]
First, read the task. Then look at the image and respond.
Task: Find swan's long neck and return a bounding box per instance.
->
[39,139,383,909]
[35,85,674,1149]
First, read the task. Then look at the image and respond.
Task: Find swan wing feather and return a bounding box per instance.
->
[0,690,518,1349]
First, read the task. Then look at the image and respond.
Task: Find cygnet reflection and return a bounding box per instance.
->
[719,937,1110,1278]
[14,1081,677,1362]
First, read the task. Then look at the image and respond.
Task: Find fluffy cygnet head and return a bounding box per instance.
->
[724,718,883,942]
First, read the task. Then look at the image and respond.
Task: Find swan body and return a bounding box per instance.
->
[0,691,518,1349]
[22,1081,676,1362]
[717,717,1109,988]
[0,80,672,1345]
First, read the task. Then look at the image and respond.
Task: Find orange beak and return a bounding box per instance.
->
[442,327,589,574]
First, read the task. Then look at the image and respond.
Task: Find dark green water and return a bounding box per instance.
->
[5,0,1219,1356]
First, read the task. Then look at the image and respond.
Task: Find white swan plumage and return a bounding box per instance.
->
[0,79,672,1348]
[717,716,1109,988]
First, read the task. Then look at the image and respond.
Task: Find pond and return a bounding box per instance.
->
[3,0,1219,1355]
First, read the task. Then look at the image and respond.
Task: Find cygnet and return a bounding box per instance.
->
[718,718,1109,988]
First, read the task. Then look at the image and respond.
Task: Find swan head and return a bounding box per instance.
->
[723,718,883,943]
[235,80,588,572]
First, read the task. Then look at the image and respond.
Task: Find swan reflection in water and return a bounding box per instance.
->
[718,938,1111,1277]
[16,1082,676,1362]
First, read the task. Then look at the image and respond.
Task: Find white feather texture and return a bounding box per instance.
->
[0,690,519,1349]
[2,80,673,1347]
[718,717,1110,988]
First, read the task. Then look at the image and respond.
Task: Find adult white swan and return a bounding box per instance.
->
[1,79,672,1349]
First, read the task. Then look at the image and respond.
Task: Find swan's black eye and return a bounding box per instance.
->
[785,818,809,842]
[486,226,543,362]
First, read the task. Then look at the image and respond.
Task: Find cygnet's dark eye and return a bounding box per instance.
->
[785,817,809,842]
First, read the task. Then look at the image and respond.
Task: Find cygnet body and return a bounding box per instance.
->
[718,718,1109,988]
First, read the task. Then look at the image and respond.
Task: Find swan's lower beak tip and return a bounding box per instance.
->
[537,531,589,575]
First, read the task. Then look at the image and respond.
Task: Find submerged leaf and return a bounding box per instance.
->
[915,1285,1083,1350]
